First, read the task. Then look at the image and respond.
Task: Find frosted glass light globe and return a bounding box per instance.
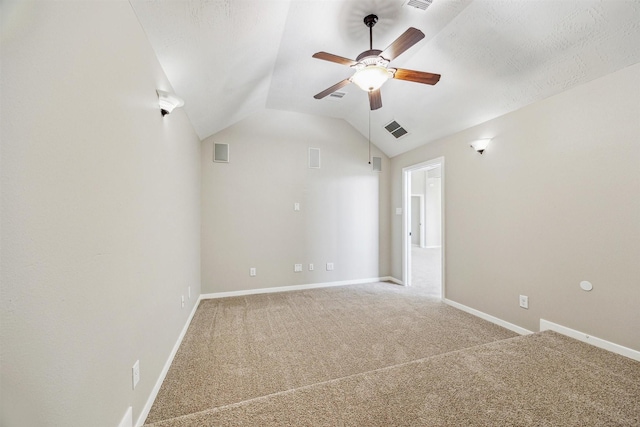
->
[351,65,391,92]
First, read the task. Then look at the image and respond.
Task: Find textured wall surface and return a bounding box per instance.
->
[1,2,201,425]
[201,109,391,294]
[391,63,640,351]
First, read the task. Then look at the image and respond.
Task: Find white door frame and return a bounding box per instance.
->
[402,157,445,297]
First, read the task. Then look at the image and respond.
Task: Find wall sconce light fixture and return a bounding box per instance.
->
[157,90,184,116]
[470,138,491,154]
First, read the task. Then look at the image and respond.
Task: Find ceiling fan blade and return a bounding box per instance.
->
[393,68,441,85]
[380,27,425,61]
[313,79,351,99]
[312,52,357,67]
[368,89,382,110]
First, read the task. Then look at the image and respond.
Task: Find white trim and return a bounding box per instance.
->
[444,298,533,336]
[200,277,391,300]
[136,300,201,426]
[383,276,403,285]
[540,319,640,362]
[423,171,429,248]
[118,407,133,427]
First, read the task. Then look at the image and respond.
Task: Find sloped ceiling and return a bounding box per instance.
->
[130,0,640,157]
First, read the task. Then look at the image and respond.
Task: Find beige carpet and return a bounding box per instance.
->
[411,245,441,297]
[144,282,640,426]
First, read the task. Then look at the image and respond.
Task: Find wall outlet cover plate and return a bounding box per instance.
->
[519,295,529,309]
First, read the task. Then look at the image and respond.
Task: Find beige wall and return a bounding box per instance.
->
[1,2,201,425]
[201,109,390,293]
[391,63,640,351]
[410,170,426,246]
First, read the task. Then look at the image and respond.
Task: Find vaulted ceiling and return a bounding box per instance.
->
[130,0,640,157]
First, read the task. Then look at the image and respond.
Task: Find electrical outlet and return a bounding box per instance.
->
[294,202,300,211]
[250,267,256,277]
[188,286,191,299]
[181,295,185,308]
[519,295,529,309]
[132,360,140,390]
[309,263,314,271]
[326,262,334,271]
[294,264,302,272]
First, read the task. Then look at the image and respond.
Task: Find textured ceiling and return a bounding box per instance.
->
[130,0,640,157]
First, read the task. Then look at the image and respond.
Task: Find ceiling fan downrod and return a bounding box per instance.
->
[364,14,378,51]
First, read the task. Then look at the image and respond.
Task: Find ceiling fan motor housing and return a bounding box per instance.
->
[364,14,378,28]
[356,49,383,62]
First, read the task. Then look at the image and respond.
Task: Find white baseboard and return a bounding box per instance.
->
[200,277,392,300]
[443,298,533,336]
[381,276,403,285]
[540,319,640,362]
[118,406,132,427]
[136,299,201,426]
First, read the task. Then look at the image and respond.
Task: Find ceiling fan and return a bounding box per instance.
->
[312,14,441,110]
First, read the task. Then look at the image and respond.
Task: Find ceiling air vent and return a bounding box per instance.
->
[328,91,347,100]
[384,120,409,139]
[404,0,433,11]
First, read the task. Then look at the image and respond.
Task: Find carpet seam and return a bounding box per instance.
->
[146,331,639,425]
[145,332,536,425]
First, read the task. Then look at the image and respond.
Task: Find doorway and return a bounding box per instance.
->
[410,195,424,247]
[402,157,444,298]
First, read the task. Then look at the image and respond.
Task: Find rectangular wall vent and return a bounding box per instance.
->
[328,91,347,100]
[213,143,229,162]
[372,157,382,172]
[309,147,321,169]
[384,120,410,139]
[404,0,433,11]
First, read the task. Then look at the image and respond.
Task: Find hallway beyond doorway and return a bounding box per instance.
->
[411,245,442,298]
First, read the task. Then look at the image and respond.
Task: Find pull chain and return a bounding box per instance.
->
[368,109,371,164]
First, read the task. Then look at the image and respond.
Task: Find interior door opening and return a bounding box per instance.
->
[402,157,444,298]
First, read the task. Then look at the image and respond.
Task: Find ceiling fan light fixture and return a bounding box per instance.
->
[350,65,392,92]
[312,15,438,110]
